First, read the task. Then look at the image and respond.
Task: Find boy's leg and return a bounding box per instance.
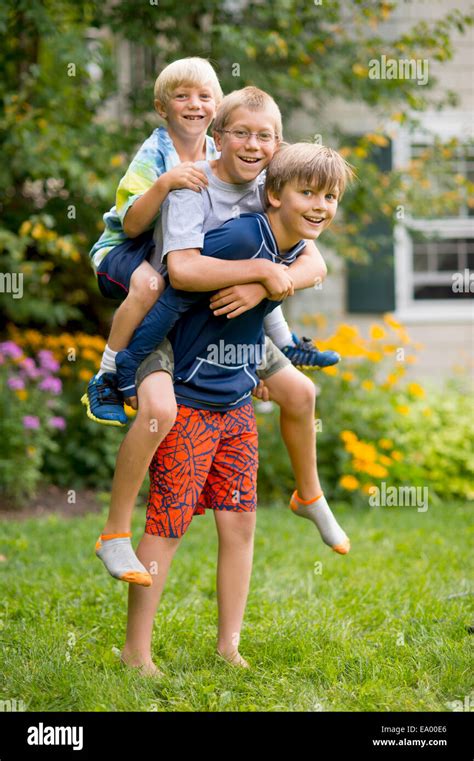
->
[83,238,165,425]
[121,404,220,673]
[96,347,177,584]
[107,261,165,353]
[261,357,350,554]
[122,532,182,675]
[201,402,258,667]
[214,511,256,668]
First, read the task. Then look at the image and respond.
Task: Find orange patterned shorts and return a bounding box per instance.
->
[146,402,258,538]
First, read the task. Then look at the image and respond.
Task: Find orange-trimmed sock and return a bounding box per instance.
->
[289,491,350,554]
[95,532,152,586]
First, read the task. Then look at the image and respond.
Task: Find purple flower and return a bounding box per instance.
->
[19,357,38,378]
[23,415,40,430]
[38,376,62,394]
[48,416,66,430]
[37,350,60,373]
[0,341,23,359]
[7,376,25,390]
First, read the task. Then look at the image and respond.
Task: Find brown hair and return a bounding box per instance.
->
[264,142,355,205]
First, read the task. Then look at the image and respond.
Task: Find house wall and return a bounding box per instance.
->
[285,0,474,383]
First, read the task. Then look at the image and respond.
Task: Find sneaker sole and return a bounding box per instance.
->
[81,393,127,428]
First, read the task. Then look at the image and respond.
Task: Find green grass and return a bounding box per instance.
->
[0,501,472,712]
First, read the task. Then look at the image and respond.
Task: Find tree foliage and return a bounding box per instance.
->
[0,0,472,333]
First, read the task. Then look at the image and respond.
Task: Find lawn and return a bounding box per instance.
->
[0,500,472,712]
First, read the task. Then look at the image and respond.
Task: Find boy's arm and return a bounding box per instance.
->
[286,239,327,289]
[167,247,293,299]
[161,188,293,299]
[123,164,208,238]
[210,241,327,318]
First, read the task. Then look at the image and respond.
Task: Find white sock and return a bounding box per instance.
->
[97,344,118,377]
[290,491,350,554]
[263,306,294,349]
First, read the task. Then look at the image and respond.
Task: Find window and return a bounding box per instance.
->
[393,115,474,320]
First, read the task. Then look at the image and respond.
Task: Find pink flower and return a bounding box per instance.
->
[48,416,66,430]
[38,377,62,394]
[37,350,60,373]
[0,341,23,359]
[8,376,25,390]
[23,415,40,430]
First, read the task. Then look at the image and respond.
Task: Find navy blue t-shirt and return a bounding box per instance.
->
[125,213,305,411]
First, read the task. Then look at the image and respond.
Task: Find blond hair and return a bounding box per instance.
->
[154,57,223,107]
[265,142,355,205]
[213,86,283,139]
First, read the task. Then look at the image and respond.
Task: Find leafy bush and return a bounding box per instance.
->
[256,315,474,505]
[0,341,66,502]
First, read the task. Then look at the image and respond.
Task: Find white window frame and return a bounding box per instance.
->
[392,110,474,323]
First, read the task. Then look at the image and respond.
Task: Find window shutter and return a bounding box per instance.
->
[347,142,395,313]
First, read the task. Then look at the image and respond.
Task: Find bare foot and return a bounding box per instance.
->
[120,651,164,678]
[125,395,138,410]
[216,648,250,668]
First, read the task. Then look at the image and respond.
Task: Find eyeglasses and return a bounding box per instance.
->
[218,129,277,144]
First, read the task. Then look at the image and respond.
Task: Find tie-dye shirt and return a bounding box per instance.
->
[89,126,219,270]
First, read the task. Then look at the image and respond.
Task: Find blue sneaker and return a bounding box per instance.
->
[81,372,128,427]
[115,350,137,400]
[282,333,341,369]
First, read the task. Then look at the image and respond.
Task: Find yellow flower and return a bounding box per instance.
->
[396,404,409,416]
[336,324,360,340]
[364,463,388,479]
[366,133,389,148]
[323,365,338,376]
[19,220,32,236]
[31,223,44,239]
[339,475,360,491]
[79,368,91,382]
[82,348,100,362]
[383,314,403,330]
[408,382,425,399]
[379,438,393,450]
[385,373,398,386]
[15,390,28,401]
[380,455,392,467]
[340,430,358,444]
[370,325,386,340]
[362,380,374,391]
[342,371,354,382]
[362,483,376,495]
[110,154,124,168]
[391,451,403,461]
[422,407,432,417]
[367,351,383,363]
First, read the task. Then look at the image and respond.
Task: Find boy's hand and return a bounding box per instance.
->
[210,283,267,318]
[252,380,271,402]
[262,263,294,301]
[164,162,208,193]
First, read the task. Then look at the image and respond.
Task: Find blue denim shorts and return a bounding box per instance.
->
[96,231,155,300]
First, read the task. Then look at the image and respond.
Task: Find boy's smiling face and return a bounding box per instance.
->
[213,107,279,184]
[156,83,217,137]
[267,179,339,249]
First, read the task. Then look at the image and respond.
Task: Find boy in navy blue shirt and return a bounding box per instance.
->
[116,143,354,674]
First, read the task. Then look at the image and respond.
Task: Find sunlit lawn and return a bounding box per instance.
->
[0,500,472,712]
